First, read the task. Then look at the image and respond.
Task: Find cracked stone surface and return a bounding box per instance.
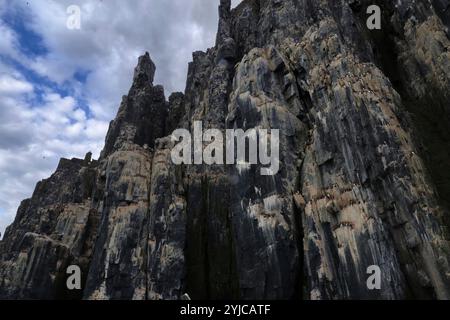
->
[1,0,450,300]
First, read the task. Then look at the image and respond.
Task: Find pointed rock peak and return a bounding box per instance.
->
[133,52,156,86]
[219,0,231,15]
[216,0,233,47]
[84,151,92,164]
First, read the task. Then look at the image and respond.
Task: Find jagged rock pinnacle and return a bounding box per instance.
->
[84,151,92,164]
[133,51,156,86]
[219,0,231,16]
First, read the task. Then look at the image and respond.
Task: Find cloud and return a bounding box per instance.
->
[0,59,108,237]
[0,61,34,99]
[0,75,33,94]
[0,21,18,57]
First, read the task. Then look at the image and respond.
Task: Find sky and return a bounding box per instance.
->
[0,0,242,238]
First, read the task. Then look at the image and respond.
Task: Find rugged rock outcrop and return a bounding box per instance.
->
[1,0,450,300]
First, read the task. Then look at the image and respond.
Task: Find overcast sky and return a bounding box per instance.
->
[0,0,242,238]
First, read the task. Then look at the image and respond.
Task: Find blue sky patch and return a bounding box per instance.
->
[1,4,48,57]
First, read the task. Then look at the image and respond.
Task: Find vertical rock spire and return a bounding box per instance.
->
[133,52,156,87]
[216,0,232,45]
[101,52,166,158]
[216,0,236,62]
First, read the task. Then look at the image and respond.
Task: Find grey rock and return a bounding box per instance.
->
[1,0,450,300]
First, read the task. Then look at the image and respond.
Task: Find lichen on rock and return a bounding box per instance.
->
[1,0,450,300]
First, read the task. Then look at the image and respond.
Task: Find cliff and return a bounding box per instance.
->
[1,0,450,299]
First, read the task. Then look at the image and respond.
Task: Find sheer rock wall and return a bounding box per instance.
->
[1,0,450,300]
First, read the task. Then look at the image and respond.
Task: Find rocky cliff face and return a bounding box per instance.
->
[1,0,450,300]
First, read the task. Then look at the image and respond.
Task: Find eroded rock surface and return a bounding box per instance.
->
[1,0,450,300]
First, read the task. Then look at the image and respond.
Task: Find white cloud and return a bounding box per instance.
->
[0,64,108,237]
[0,20,19,57]
[0,74,33,95]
